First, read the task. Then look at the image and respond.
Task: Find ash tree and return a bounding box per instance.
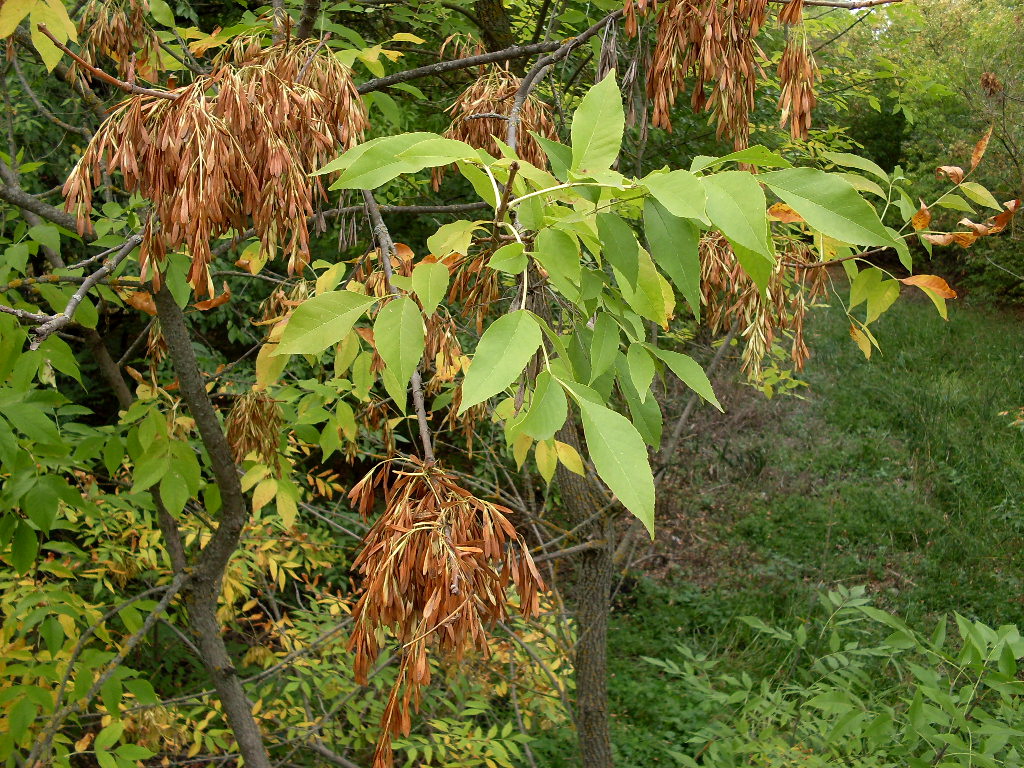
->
[0,0,1018,767]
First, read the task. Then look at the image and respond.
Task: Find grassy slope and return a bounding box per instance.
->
[601,297,1024,766]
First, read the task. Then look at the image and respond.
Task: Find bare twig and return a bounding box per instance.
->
[29,234,142,349]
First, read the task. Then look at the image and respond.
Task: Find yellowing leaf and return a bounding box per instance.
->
[849,324,871,359]
[768,202,804,223]
[252,478,278,512]
[534,440,557,484]
[512,432,532,469]
[0,0,37,38]
[554,441,585,476]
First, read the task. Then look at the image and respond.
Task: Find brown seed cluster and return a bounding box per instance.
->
[433,65,556,188]
[701,235,825,375]
[74,0,164,82]
[347,460,542,768]
[777,34,818,140]
[225,391,284,465]
[63,35,368,295]
[642,0,768,148]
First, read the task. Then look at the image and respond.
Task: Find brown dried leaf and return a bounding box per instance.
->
[935,165,965,185]
[768,203,804,223]
[899,274,957,298]
[193,282,231,311]
[125,290,157,315]
[971,126,994,170]
[910,200,931,231]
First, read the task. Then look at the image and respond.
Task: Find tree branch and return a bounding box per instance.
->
[29,235,141,349]
[153,284,272,768]
[357,39,563,94]
[295,0,322,39]
[361,189,436,463]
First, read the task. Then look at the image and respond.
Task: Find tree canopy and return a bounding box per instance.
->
[0,0,1020,767]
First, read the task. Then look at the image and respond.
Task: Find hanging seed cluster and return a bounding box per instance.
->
[641,0,768,148]
[63,36,368,295]
[700,235,825,375]
[777,32,818,139]
[433,65,556,188]
[225,391,283,465]
[74,0,164,82]
[347,461,542,768]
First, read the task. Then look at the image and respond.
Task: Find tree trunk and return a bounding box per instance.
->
[556,423,615,768]
[474,0,516,51]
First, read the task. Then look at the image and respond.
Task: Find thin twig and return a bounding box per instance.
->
[36,25,178,100]
[361,189,436,463]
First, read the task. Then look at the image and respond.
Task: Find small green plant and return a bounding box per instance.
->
[645,585,1024,767]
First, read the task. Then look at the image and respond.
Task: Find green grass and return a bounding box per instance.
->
[597,297,1024,766]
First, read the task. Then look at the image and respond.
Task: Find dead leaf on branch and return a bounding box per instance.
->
[935,165,965,185]
[972,125,994,170]
[899,274,957,299]
[911,200,931,231]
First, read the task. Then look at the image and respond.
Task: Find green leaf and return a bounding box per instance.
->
[691,145,792,172]
[27,224,60,254]
[589,313,620,383]
[275,291,379,356]
[325,133,476,189]
[642,170,707,221]
[95,722,125,751]
[821,150,889,182]
[373,297,424,393]
[533,134,571,181]
[427,220,479,258]
[702,172,771,258]
[148,0,175,25]
[24,478,59,533]
[40,616,64,655]
[533,227,581,298]
[762,168,896,247]
[459,310,542,414]
[159,470,189,515]
[411,262,449,315]
[626,344,655,402]
[643,199,701,319]
[959,181,1002,211]
[488,242,527,274]
[645,346,722,410]
[100,675,122,719]
[518,372,568,441]
[573,394,655,537]
[596,213,640,286]
[615,248,672,326]
[11,520,37,575]
[570,71,624,174]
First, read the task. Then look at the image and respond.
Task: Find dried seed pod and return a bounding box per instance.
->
[225,391,283,465]
[778,34,818,140]
[700,235,823,376]
[347,460,542,768]
[644,0,767,148]
[778,0,804,25]
[432,65,556,188]
[74,0,165,82]
[63,35,368,295]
